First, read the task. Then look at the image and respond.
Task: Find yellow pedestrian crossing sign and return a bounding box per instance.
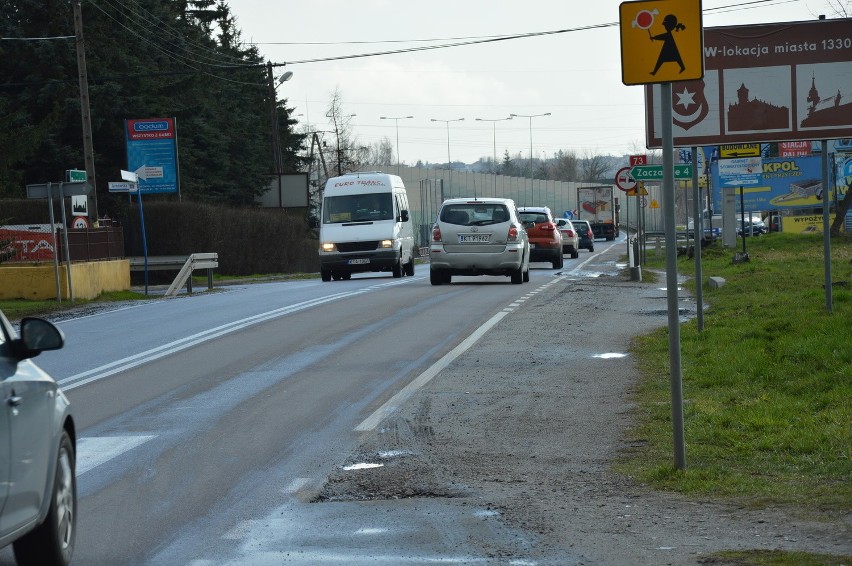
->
[619,0,704,86]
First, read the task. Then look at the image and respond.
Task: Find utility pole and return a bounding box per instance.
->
[73,0,98,223]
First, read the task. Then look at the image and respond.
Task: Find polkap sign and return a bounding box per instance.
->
[645,18,852,148]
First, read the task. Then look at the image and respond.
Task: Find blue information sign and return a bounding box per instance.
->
[125,118,179,194]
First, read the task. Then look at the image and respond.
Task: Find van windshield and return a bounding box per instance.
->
[323,193,393,223]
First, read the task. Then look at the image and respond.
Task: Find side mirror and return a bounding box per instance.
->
[15,317,64,359]
[399,210,409,222]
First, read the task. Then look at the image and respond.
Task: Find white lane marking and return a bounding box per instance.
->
[283,477,313,494]
[59,283,414,391]
[76,435,156,475]
[355,311,508,432]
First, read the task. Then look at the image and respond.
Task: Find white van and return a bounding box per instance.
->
[318,172,415,281]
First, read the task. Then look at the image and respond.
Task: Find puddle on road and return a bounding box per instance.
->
[592,352,629,359]
[342,462,384,471]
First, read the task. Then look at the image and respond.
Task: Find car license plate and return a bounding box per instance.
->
[458,234,490,243]
[348,258,369,265]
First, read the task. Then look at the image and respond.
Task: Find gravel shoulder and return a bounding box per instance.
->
[318,271,851,565]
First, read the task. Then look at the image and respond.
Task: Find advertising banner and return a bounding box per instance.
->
[124,118,179,194]
[710,155,840,212]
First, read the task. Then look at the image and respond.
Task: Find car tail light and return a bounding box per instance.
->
[508,225,519,241]
[561,229,575,238]
[432,225,442,242]
[539,222,556,231]
[587,229,593,238]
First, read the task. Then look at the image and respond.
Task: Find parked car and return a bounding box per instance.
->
[736,217,767,236]
[0,310,76,566]
[555,218,580,258]
[429,197,530,285]
[568,219,595,252]
[517,206,563,269]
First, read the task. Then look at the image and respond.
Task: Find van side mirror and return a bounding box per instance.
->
[399,210,409,222]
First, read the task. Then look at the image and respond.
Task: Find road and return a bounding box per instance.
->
[1,240,629,565]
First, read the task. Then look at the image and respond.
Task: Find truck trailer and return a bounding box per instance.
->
[576,185,620,241]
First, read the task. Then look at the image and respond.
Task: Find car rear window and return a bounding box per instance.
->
[519,212,549,225]
[440,204,509,226]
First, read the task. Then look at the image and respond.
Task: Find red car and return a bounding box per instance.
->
[518,206,564,269]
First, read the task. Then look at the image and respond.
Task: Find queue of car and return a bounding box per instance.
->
[429,197,610,285]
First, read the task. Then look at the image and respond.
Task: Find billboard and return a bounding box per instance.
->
[256,173,310,208]
[708,155,844,212]
[125,118,179,194]
[645,18,852,148]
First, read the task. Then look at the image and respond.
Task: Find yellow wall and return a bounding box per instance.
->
[0,260,130,300]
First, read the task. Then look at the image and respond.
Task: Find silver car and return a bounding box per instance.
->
[0,310,76,566]
[429,197,530,285]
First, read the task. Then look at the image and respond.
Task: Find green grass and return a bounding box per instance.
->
[0,290,151,321]
[617,233,852,517]
[705,549,851,565]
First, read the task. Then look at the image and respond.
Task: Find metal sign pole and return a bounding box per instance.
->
[691,146,704,331]
[821,140,833,312]
[661,82,686,471]
[57,183,75,304]
[46,183,62,302]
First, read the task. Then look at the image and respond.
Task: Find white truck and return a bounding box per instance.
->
[576,185,620,241]
[318,172,416,281]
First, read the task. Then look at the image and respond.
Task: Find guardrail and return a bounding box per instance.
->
[128,253,218,297]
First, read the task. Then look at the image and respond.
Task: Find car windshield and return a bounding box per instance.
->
[323,193,393,223]
[440,204,509,226]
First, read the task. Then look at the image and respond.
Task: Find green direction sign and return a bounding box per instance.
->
[66,169,87,182]
[630,164,693,181]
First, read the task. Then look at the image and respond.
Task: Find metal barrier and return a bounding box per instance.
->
[128,253,218,296]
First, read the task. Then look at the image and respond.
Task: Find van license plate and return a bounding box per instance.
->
[348,258,369,265]
[459,234,490,243]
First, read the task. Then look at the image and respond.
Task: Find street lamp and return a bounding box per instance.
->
[268,63,293,207]
[510,112,551,204]
[475,116,512,196]
[380,115,414,176]
[430,118,465,169]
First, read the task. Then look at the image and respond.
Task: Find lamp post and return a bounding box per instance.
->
[475,116,512,196]
[380,115,414,176]
[430,118,465,169]
[268,62,293,207]
[510,112,550,204]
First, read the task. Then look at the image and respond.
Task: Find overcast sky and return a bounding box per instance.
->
[225,0,829,166]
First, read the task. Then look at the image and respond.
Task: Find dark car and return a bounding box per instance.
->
[568,219,595,252]
[0,311,76,566]
[518,206,563,269]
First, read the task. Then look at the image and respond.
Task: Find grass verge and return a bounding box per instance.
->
[616,233,851,518]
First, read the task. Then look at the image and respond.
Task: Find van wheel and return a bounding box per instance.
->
[392,257,403,278]
[321,270,331,282]
[404,257,415,276]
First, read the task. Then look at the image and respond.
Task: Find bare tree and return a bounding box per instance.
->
[548,149,579,182]
[325,87,361,175]
[580,151,610,182]
[821,0,850,17]
[362,137,394,167]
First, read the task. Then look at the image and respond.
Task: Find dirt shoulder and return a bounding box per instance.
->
[318,272,851,565]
